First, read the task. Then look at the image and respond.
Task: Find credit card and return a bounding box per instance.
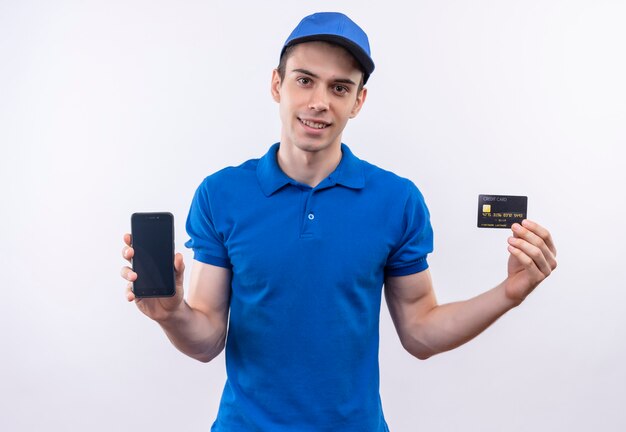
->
[477,194,527,228]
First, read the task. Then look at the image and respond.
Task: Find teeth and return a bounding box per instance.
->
[300,119,328,129]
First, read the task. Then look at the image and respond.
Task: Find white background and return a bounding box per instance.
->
[1,1,625,431]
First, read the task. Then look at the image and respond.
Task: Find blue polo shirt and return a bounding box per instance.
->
[185,143,433,432]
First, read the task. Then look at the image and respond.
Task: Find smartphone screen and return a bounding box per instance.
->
[131,212,175,298]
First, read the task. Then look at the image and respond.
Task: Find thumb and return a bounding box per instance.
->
[174,253,185,277]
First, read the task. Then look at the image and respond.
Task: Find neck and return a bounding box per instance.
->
[276,142,342,188]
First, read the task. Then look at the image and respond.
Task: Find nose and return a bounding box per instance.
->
[308,86,329,112]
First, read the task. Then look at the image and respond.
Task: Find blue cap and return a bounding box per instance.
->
[281,12,375,84]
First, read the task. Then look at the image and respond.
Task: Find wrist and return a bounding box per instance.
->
[500,279,526,309]
[153,298,187,326]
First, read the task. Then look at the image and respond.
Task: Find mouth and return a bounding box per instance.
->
[298,117,331,130]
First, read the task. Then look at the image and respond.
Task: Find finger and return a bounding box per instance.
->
[508,235,552,277]
[507,244,546,283]
[174,253,185,284]
[121,266,137,282]
[512,222,557,271]
[122,245,134,262]
[174,253,185,274]
[126,282,136,302]
[124,233,132,247]
[508,244,534,268]
[521,219,557,257]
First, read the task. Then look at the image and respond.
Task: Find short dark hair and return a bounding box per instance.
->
[276,43,365,93]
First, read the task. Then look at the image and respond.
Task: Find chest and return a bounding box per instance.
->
[215,186,399,302]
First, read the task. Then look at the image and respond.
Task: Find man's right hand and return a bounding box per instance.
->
[121,233,186,322]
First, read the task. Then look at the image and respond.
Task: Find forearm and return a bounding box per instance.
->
[156,300,227,363]
[404,282,520,359]
[389,221,557,360]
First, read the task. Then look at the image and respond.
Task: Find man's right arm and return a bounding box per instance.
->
[155,260,231,362]
[121,234,231,363]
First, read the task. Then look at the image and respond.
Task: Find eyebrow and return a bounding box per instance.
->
[291,68,357,86]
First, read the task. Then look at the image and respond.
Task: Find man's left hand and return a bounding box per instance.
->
[505,219,558,304]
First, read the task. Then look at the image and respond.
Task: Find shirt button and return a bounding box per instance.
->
[308,213,315,220]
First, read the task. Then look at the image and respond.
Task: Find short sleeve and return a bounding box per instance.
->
[184,178,232,269]
[384,181,434,277]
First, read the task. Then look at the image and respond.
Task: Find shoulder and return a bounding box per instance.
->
[188,157,262,213]
[359,158,425,202]
[202,158,258,184]
[196,157,259,193]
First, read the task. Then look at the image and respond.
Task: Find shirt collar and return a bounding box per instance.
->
[257,143,365,197]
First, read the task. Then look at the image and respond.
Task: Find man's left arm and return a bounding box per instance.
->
[384,219,557,360]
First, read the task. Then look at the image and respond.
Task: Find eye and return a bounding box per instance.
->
[333,85,349,95]
[297,77,312,86]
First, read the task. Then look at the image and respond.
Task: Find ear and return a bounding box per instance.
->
[349,87,368,118]
[271,69,282,103]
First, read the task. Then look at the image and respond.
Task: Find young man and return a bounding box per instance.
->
[121,12,557,431]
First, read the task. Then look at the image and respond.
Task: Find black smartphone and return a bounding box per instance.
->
[130,212,176,298]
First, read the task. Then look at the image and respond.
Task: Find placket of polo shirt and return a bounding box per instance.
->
[299,186,316,239]
[298,176,338,239]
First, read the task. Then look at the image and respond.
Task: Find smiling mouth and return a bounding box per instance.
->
[298,118,330,129]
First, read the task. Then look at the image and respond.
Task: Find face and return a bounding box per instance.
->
[271,42,367,155]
